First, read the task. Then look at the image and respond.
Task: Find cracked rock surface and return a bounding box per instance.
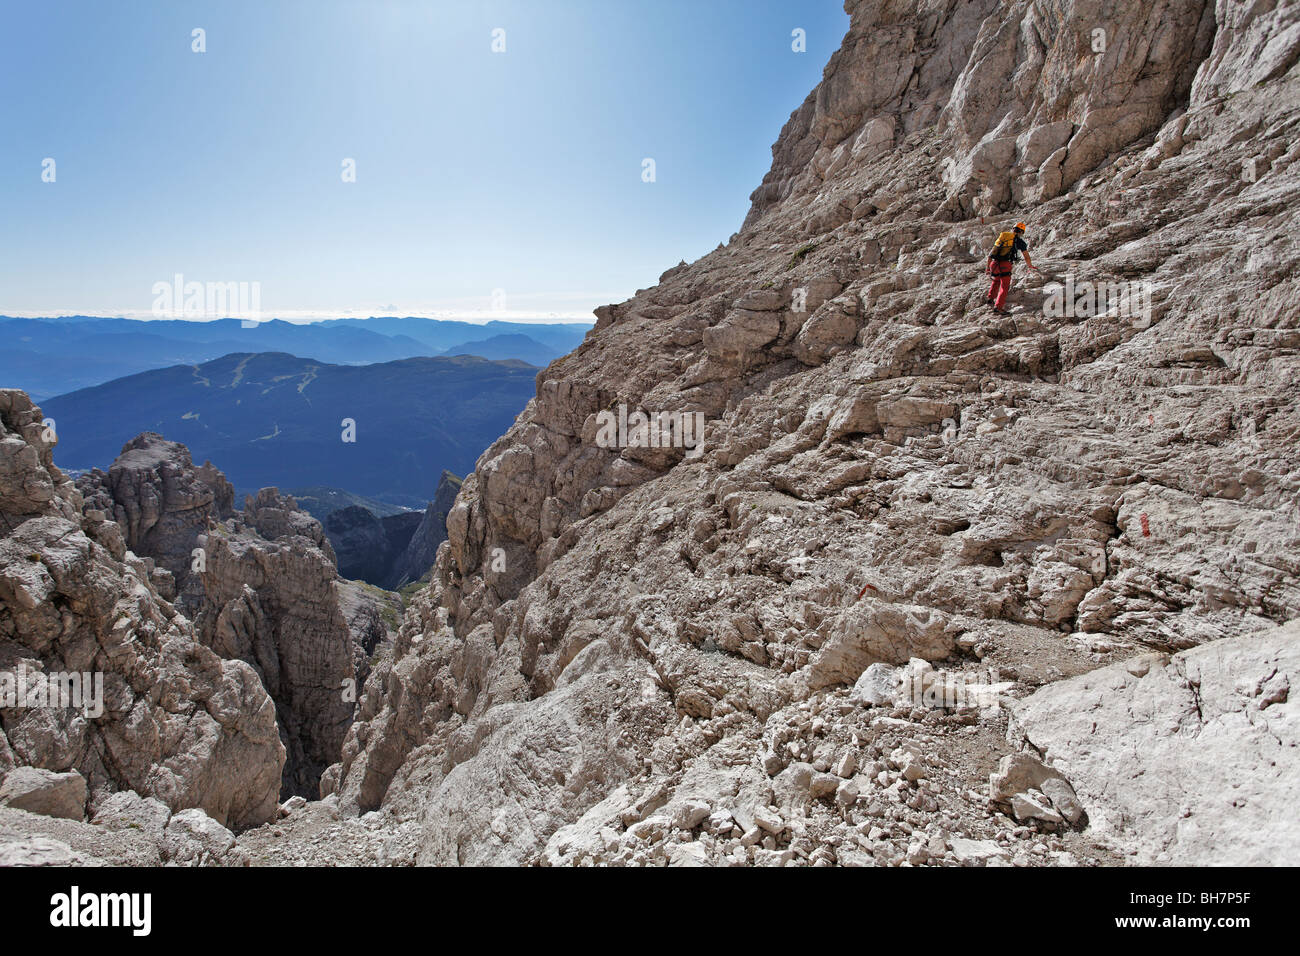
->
[79,433,399,799]
[0,390,285,830]
[1010,620,1299,865]
[317,0,1300,865]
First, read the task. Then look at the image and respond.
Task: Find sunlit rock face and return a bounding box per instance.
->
[327,0,1300,866]
[0,390,285,830]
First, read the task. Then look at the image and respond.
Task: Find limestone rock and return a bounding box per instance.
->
[793,297,859,366]
[949,837,1006,866]
[196,489,358,798]
[1011,622,1300,864]
[0,392,285,829]
[386,471,461,589]
[0,833,103,866]
[989,752,1068,804]
[0,767,86,820]
[809,601,958,688]
[75,434,400,800]
[160,808,250,866]
[1040,777,1084,826]
[90,790,173,840]
[703,309,781,365]
[76,433,234,609]
[849,662,900,706]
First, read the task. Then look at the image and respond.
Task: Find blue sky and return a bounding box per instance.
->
[0,0,849,322]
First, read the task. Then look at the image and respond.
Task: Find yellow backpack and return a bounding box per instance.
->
[990,230,1018,260]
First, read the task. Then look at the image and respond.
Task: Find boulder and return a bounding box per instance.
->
[0,767,87,821]
[160,808,250,867]
[809,601,958,688]
[702,309,781,365]
[90,790,173,840]
[793,298,859,366]
[849,662,900,706]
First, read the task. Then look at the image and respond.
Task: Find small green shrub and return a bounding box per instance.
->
[786,243,818,269]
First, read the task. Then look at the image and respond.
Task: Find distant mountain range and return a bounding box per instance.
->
[40,351,538,506]
[0,315,589,400]
[316,317,589,353]
[446,333,564,367]
[283,486,414,520]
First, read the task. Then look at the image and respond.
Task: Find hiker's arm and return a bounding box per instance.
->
[1022,250,1036,270]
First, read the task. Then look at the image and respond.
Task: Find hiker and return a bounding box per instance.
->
[984,221,1036,314]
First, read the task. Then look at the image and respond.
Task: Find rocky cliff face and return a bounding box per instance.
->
[323,471,461,590]
[330,0,1300,865]
[77,433,235,608]
[195,489,362,798]
[74,433,397,799]
[387,471,462,590]
[325,507,419,586]
[0,390,285,830]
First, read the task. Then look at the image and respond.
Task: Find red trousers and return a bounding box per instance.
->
[986,260,1013,309]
